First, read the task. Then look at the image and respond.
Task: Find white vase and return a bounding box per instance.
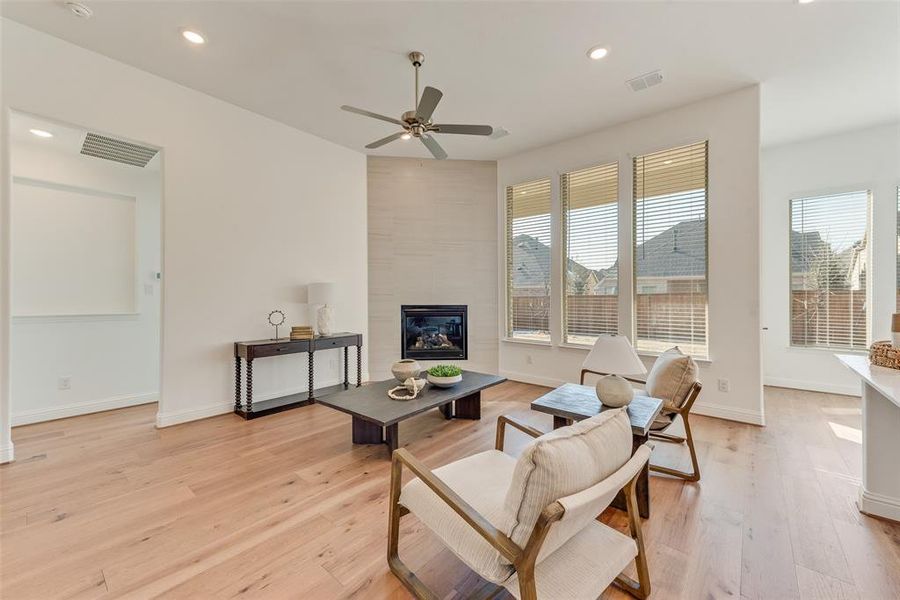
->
[427,373,462,388]
[317,304,334,336]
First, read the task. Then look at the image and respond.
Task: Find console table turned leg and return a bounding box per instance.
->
[356,345,362,387]
[234,357,242,411]
[344,347,349,388]
[308,351,315,401]
[246,359,253,414]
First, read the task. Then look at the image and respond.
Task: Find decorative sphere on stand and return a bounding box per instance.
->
[596,374,634,408]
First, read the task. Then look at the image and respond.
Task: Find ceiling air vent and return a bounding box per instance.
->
[80,133,158,167]
[626,70,663,92]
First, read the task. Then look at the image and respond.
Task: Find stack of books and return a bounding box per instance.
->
[290,326,314,341]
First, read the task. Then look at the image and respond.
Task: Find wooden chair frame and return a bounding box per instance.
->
[387,415,651,600]
[581,368,702,482]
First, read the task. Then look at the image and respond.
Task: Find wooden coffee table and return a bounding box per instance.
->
[314,371,506,454]
[531,383,663,518]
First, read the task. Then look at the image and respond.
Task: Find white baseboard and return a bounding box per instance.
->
[12,392,158,426]
[154,377,348,428]
[765,376,860,397]
[0,442,14,464]
[156,401,233,428]
[693,401,765,426]
[499,369,565,389]
[858,487,900,522]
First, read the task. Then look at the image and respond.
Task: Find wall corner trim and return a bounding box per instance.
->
[0,442,14,464]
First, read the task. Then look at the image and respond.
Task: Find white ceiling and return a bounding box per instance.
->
[3,1,898,160]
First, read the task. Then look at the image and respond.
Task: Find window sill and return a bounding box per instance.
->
[786,345,869,356]
[502,337,552,347]
[558,342,593,351]
[635,349,713,365]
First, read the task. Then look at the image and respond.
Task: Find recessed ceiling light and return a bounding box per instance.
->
[29,129,54,138]
[401,133,411,140]
[797,0,814,3]
[181,29,206,45]
[587,46,609,60]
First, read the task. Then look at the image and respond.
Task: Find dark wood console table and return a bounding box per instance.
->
[234,332,362,419]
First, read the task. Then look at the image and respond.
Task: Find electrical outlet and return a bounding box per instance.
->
[717,378,730,393]
[526,354,533,365]
[58,376,71,390]
[144,284,154,296]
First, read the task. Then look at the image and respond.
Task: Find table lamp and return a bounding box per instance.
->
[308,282,335,336]
[582,334,647,407]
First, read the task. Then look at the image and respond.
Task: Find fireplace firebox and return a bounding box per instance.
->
[401,305,467,361]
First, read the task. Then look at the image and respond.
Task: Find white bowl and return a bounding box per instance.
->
[427,373,462,388]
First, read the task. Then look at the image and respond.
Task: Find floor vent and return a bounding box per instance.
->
[80,133,158,167]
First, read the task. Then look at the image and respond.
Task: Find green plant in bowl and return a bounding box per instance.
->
[427,364,463,388]
[428,365,462,377]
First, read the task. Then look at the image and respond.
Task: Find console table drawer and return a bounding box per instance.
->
[314,335,359,350]
[253,341,305,358]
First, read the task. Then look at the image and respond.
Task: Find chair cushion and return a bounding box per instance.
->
[502,519,637,600]
[645,347,698,414]
[502,409,633,553]
[399,449,517,583]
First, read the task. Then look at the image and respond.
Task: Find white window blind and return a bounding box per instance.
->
[633,141,708,358]
[506,178,552,341]
[790,190,870,349]
[896,187,899,310]
[562,162,618,345]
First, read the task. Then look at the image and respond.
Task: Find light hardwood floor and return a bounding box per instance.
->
[2,382,899,599]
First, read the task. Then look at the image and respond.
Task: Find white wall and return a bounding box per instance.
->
[1,19,368,455]
[368,157,498,380]
[761,122,900,395]
[497,86,764,425]
[9,140,161,425]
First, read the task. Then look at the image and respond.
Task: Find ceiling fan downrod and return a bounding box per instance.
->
[409,51,425,110]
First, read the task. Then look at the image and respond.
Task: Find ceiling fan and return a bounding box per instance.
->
[340,51,493,160]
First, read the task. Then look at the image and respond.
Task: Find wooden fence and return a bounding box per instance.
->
[511,293,708,345]
[790,290,866,348]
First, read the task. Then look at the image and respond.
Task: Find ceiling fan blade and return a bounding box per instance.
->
[415,87,443,122]
[433,124,493,136]
[340,105,404,127]
[420,134,447,160]
[365,131,407,149]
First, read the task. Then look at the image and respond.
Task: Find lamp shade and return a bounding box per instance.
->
[582,334,647,376]
[308,282,335,306]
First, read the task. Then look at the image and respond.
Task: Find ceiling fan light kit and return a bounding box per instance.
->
[340,51,493,159]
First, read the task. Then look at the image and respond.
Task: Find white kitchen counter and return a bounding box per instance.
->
[836,354,900,522]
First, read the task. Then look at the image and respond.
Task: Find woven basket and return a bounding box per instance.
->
[869,341,900,370]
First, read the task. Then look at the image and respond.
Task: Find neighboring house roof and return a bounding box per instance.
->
[512,234,601,289]
[601,219,706,281]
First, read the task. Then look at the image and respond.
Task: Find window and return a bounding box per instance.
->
[790,190,870,349]
[506,178,552,341]
[633,141,709,358]
[562,162,618,344]
[896,187,899,310]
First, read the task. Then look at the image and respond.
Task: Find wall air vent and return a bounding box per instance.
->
[626,70,663,92]
[80,133,158,167]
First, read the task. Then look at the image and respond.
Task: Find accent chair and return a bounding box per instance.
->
[387,409,652,600]
[581,346,702,482]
